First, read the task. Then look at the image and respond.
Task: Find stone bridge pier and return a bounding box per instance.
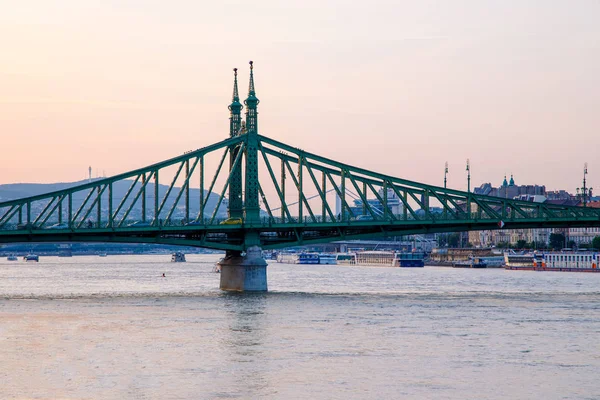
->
[218,246,268,291]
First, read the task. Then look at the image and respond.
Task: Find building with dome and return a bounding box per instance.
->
[474,175,546,200]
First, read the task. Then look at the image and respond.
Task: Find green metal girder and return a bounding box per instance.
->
[210,142,245,225]
[283,157,316,223]
[165,157,200,222]
[0,135,245,208]
[258,134,595,219]
[257,141,293,222]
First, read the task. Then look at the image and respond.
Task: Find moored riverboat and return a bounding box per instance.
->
[295,253,320,264]
[539,252,599,272]
[503,251,599,272]
[452,257,487,268]
[318,254,337,265]
[504,253,538,270]
[354,251,396,266]
[478,256,505,268]
[393,252,425,267]
[171,252,186,262]
[335,253,356,265]
[277,252,320,264]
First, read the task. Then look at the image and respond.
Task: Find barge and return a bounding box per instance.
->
[505,251,599,272]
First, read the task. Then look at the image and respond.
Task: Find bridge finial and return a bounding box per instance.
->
[248,61,255,95]
[232,68,240,102]
[244,60,260,133]
[229,68,243,137]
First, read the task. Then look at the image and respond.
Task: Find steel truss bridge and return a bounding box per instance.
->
[1,65,599,252]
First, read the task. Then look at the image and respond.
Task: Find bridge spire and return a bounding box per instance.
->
[229,68,243,137]
[228,67,244,220]
[232,68,240,101]
[244,61,260,134]
[243,61,261,225]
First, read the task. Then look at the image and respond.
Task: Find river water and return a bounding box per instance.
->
[0,254,598,399]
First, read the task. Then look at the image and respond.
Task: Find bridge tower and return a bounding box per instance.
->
[228,68,244,219]
[243,60,261,225]
[219,61,268,291]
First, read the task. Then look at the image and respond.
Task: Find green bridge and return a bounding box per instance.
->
[2,62,599,290]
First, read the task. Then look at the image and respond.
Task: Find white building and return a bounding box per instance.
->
[568,227,600,245]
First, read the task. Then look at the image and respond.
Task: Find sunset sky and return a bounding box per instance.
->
[1,0,598,193]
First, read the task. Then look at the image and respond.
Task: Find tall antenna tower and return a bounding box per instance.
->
[444,161,448,189]
[466,159,470,193]
[583,162,588,207]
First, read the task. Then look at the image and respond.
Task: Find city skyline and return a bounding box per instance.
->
[1,1,598,193]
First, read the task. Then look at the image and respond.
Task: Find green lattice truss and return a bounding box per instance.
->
[1,132,599,251]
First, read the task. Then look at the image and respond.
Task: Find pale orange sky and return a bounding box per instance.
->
[1,0,599,194]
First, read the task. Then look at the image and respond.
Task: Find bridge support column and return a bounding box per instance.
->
[219,246,267,292]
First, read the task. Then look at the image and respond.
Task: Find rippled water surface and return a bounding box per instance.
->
[1,254,599,399]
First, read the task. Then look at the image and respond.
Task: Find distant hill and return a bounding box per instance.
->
[0,181,87,201]
[0,178,228,222]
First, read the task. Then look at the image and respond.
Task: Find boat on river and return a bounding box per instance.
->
[506,251,599,272]
[335,253,356,265]
[171,252,186,262]
[354,251,396,266]
[318,254,337,265]
[23,254,39,262]
[504,252,541,270]
[452,257,487,268]
[336,251,425,267]
[277,252,320,264]
[541,252,598,272]
[393,252,425,267]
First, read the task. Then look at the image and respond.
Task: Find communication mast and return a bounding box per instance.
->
[466,159,470,193]
[444,162,448,189]
[582,162,589,207]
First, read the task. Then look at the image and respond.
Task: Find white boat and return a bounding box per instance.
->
[540,251,598,272]
[318,254,337,265]
[171,252,186,262]
[7,255,18,261]
[354,251,396,266]
[277,252,296,263]
[504,252,537,270]
[336,253,357,265]
[277,252,320,264]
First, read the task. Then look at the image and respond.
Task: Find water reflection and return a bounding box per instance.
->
[214,292,273,398]
[224,293,267,354]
